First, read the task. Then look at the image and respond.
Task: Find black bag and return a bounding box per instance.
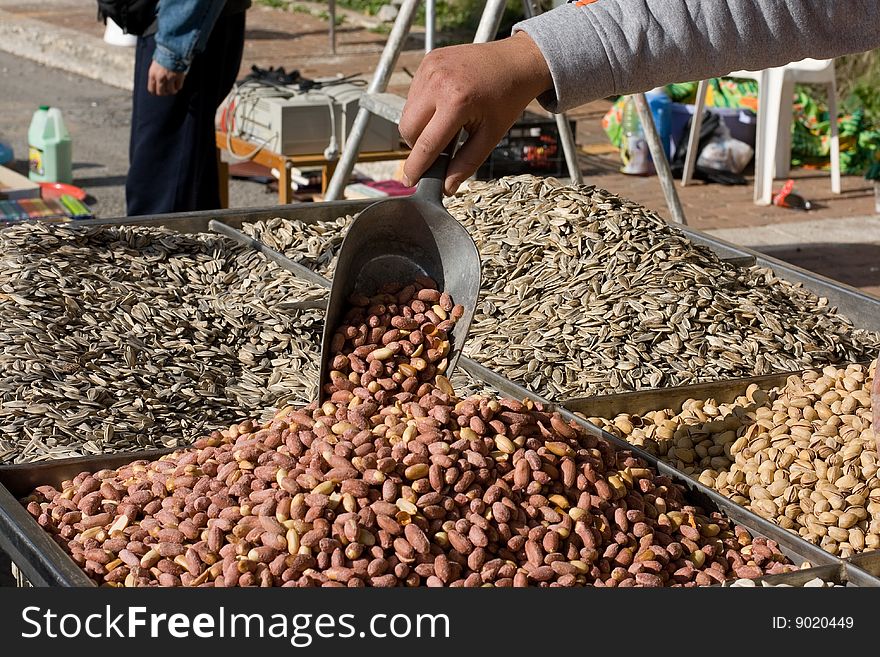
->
[670,110,747,186]
[97,0,158,36]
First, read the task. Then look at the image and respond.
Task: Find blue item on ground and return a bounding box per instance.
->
[645,88,672,159]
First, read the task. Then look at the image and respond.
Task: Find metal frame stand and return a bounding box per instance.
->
[425,0,435,51]
[329,0,336,54]
[633,93,687,224]
[325,0,685,226]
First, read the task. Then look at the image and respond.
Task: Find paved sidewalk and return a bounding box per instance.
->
[1,0,878,298]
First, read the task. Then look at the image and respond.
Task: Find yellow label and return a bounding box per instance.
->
[28,146,44,176]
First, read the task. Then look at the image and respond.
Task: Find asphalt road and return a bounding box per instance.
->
[0,49,276,218]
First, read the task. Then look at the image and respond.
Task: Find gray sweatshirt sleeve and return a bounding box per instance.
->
[513,0,880,113]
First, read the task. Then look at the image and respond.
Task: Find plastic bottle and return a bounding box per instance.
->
[620,96,651,175]
[645,87,672,159]
[28,106,73,184]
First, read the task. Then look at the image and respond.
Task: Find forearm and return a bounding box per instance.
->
[154,0,226,72]
[515,0,880,112]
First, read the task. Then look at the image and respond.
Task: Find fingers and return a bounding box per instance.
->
[443,124,506,195]
[401,109,463,188]
[398,87,432,151]
[170,73,185,95]
[147,62,185,96]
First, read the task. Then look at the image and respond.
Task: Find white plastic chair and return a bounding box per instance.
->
[681,59,840,205]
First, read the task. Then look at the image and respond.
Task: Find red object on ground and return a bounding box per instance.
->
[364,179,415,197]
[40,181,86,201]
[772,179,812,210]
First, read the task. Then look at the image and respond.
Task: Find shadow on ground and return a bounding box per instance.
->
[758,243,880,289]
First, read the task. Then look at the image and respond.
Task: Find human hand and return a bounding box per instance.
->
[148,60,186,96]
[399,32,553,195]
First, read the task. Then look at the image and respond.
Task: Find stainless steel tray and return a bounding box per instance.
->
[0,451,172,587]
[562,366,877,567]
[721,561,880,587]
[3,202,875,585]
[845,550,880,578]
[563,370,806,420]
[0,409,831,587]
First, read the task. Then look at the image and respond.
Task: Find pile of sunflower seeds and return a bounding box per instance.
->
[0,223,330,464]
[0,222,495,464]
[240,175,880,398]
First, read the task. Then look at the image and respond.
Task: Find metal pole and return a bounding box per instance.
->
[520,0,582,184]
[425,0,435,52]
[328,0,336,54]
[325,0,420,200]
[681,78,708,186]
[554,114,582,184]
[473,0,507,43]
[633,92,688,225]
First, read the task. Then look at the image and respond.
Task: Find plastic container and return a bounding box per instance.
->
[28,106,72,184]
[0,140,13,166]
[103,18,138,47]
[646,88,672,159]
[620,96,652,175]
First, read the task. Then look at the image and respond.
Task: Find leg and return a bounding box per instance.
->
[126,35,188,216]
[323,160,337,196]
[279,162,292,205]
[634,93,687,224]
[774,76,796,178]
[828,79,841,194]
[191,12,246,211]
[754,68,784,205]
[425,0,435,52]
[325,0,420,200]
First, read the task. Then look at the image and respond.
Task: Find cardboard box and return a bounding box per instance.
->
[0,165,39,200]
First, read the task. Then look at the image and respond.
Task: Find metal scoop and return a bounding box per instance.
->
[318,145,481,403]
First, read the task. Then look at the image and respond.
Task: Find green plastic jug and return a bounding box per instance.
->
[28,105,73,184]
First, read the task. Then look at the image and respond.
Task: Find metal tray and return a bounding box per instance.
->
[563,362,872,419]
[845,550,880,578]
[2,202,875,584]
[563,370,807,420]
[202,225,844,573]
[0,450,173,587]
[720,561,880,587]
[0,406,830,587]
[562,366,877,567]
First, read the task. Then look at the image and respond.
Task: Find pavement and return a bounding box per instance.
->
[0,0,878,298]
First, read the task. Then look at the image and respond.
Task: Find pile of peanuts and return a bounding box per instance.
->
[590,362,878,557]
[23,281,796,587]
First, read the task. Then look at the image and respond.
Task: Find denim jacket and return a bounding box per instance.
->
[153,0,249,73]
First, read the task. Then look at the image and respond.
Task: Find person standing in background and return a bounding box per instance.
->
[126,0,251,216]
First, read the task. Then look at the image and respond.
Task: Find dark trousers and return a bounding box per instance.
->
[126,13,245,216]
